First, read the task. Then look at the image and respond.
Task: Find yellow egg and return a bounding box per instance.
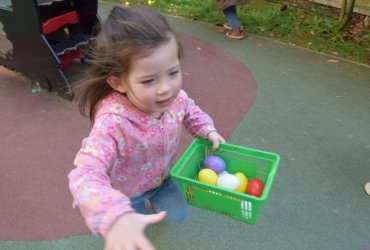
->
[234,172,248,193]
[198,169,218,185]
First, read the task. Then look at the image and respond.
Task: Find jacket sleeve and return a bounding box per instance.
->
[181,91,217,138]
[68,115,134,238]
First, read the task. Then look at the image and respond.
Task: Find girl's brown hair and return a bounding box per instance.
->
[75,5,183,123]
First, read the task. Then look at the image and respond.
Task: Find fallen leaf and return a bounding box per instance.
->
[280,3,288,11]
[294,20,302,29]
[364,16,369,27]
[257,43,263,47]
[342,31,350,37]
[327,59,339,63]
[354,22,364,29]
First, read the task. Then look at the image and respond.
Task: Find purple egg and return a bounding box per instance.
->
[204,156,226,173]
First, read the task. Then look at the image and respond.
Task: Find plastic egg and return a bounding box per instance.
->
[234,172,248,193]
[217,173,240,190]
[217,171,230,179]
[198,168,218,185]
[204,156,226,173]
[247,178,265,197]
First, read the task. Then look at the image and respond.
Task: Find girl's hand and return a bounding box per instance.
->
[207,131,225,151]
[104,211,166,250]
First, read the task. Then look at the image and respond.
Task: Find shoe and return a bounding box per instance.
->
[223,22,232,30]
[223,23,245,31]
[226,28,244,40]
[365,182,370,195]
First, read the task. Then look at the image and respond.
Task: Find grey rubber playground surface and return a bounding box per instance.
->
[1,1,370,249]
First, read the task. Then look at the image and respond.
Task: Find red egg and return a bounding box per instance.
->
[246,178,265,197]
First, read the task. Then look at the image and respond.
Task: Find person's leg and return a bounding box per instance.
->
[223,5,244,39]
[130,194,147,214]
[223,5,241,30]
[149,178,189,223]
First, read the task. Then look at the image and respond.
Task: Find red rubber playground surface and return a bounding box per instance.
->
[0,32,256,241]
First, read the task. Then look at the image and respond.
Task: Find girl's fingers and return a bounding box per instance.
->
[212,139,219,151]
[135,236,156,250]
[144,211,166,225]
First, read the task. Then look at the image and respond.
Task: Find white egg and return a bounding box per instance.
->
[217,173,240,190]
[217,171,230,179]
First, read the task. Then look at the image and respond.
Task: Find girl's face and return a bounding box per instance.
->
[111,36,182,119]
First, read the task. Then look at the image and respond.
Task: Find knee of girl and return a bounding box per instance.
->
[165,205,189,223]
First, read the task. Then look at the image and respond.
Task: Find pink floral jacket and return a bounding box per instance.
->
[68,90,216,237]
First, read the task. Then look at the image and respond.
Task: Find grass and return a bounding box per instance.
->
[108,0,369,64]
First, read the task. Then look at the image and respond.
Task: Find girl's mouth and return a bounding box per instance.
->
[156,98,172,107]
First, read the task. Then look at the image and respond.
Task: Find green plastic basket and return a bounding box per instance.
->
[171,138,280,224]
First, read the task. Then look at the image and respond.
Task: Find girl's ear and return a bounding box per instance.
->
[106,75,126,93]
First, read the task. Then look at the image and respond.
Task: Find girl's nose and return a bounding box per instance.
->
[157,80,171,95]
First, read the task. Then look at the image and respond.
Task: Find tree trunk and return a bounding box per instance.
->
[339,0,356,28]
[339,0,347,21]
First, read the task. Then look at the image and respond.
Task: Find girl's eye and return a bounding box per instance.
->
[141,79,155,84]
[169,70,179,77]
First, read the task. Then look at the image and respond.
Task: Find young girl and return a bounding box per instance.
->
[68,5,225,250]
